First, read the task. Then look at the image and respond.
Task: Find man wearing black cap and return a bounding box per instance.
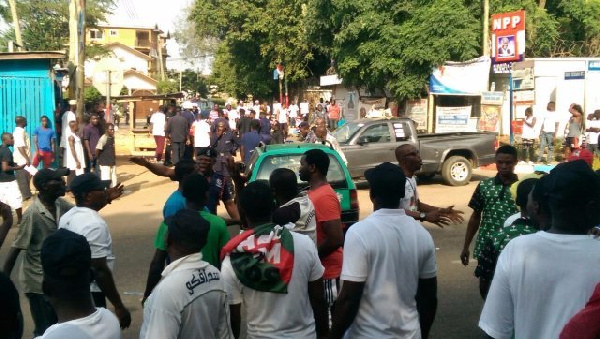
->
[58,172,131,329]
[37,228,120,338]
[140,209,232,339]
[331,162,437,339]
[480,160,600,339]
[3,168,71,336]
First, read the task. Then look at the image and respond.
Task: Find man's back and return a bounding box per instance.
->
[167,115,189,143]
[480,232,600,339]
[140,255,231,339]
[37,308,119,339]
[222,232,324,338]
[342,208,436,338]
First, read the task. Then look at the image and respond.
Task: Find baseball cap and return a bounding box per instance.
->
[32,168,70,190]
[544,160,600,207]
[195,147,217,159]
[41,229,91,291]
[69,172,111,194]
[567,148,594,166]
[365,162,406,198]
[68,99,76,105]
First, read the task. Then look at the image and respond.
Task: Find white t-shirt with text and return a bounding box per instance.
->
[341,208,437,338]
[35,308,119,339]
[480,232,600,339]
[150,112,166,137]
[221,232,324,338]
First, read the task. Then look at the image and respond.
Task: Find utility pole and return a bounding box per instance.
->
[69,0,86,120]
[8,0,23,51]
[482,0,490,57]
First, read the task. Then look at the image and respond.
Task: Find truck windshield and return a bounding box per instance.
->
[332,122,363,143]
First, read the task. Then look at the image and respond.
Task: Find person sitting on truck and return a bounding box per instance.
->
[314,126,347,165]
[395,144,464,228]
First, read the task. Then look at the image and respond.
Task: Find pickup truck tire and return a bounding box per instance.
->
[441,156,472,186]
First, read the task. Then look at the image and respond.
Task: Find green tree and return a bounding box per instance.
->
[84,86,103,106]
[166,69,209,97]
[0,0,114,52]
[156,80,179,94]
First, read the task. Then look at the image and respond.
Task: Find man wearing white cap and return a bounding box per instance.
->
[60,100,77,162]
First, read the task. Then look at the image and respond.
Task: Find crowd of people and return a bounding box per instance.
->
[0,97,599,339]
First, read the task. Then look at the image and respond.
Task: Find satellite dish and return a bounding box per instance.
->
[92,58,124,96]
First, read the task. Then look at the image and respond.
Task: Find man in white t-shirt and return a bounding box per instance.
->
[331,162,438,338]
[479,160,600,339]
[221,181,328,338]
[277,106,289,139]
[192,113,211,153]
[37,228,120,339]
[13,116,32,201]
[149,109,167,162]
[395,144,463,227]
[58,173,131,329]
[538,101,558,163]
[288,102,299,127]
[224,103,239,132]
[60,100,77,158]
[140,209,232,339]
[586,110,600,156]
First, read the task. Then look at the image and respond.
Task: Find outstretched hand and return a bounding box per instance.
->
[107,184,124,202]
[439,205,465,223]
[129,156,148,166]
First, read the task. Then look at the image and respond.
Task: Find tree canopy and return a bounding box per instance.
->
[185,0,600,100]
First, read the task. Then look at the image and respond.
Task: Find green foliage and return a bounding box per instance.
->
[166,69,209,97]
[156,80,179,94]
[84,86,103,106]
[0,0,114,52]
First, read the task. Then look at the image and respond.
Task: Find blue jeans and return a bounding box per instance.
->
[538,132,555,162]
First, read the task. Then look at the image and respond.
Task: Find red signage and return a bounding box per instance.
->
[491,10,525,64]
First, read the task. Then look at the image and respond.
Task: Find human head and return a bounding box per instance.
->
[365,162,406,209]
[33,168,69,199]
[1,132,13,146]
[570,103,583,117]
[501,37,509,48]
[181,173,210,210]
[40,115,50,128]
[42,229,92,301]
[395,144,422,176]
[495,145,518,178]
[331,99,336,105]
[315,125,327,140]
[69,120,78,133]
[299,149,330,182]
[269,168,298,204]
[105,123,114,137]
[239,181,274,226]
[543,160,600,234]
[69,99,77,109]
[525,107,533,117]
[165,209,210,255]
[213,103,219,111]
[216,121,227,134]
[547,101,555,112]
[314,117,326,128]
[527,176,550,230]
[15,116,26,128]
[194,147,216,176]
[69,173,110,210]
[250,119,261,132]
[299,121,310,137]
[89,113,99,126]
[174,159,196,183]
[515,178,538,211]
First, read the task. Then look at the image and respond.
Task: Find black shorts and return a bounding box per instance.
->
[207,174,234,213]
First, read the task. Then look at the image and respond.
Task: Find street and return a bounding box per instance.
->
[1,160,491,339]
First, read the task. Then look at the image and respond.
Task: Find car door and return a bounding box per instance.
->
[344,122,397,177]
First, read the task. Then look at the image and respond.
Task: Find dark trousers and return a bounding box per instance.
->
[92,291,107,308]
[183,145,194,160]
[164,143,172,165]
[26,293,57,336]
[171,142,186,165]
[15,169,32,200]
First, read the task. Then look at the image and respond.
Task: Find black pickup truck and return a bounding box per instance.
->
[332,118,497,186]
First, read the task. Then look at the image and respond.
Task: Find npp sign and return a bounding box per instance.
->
[491,10,525,64]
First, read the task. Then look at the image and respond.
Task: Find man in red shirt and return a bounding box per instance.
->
[299,148,344,313]
[328,100,341,131]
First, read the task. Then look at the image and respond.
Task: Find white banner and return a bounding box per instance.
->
[436,106,473,132]
[429,57,491,94]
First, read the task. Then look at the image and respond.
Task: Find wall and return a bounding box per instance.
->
[123,73,157,91]
[111,46,149,74]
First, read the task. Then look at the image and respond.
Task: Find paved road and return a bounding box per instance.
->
[1,161,493,338]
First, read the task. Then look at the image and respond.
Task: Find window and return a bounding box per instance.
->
[360,123,391,143]
[136,31,151,47]
[89,29,104,40]
[109,29,118,37]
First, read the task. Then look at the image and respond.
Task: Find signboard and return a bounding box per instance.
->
[493,62,513,74]
[564,71,586,80]
[491,10,525,64]
[481,91,504,105]
[513,90,535,103]
[435,106,472,132]
[512,68,534,90]
[345,91,358,122]
[589,60,600,71]
[429,56,491,94]
[479,105,501,132]
[92,58,124,96]
[405,99,428,130]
